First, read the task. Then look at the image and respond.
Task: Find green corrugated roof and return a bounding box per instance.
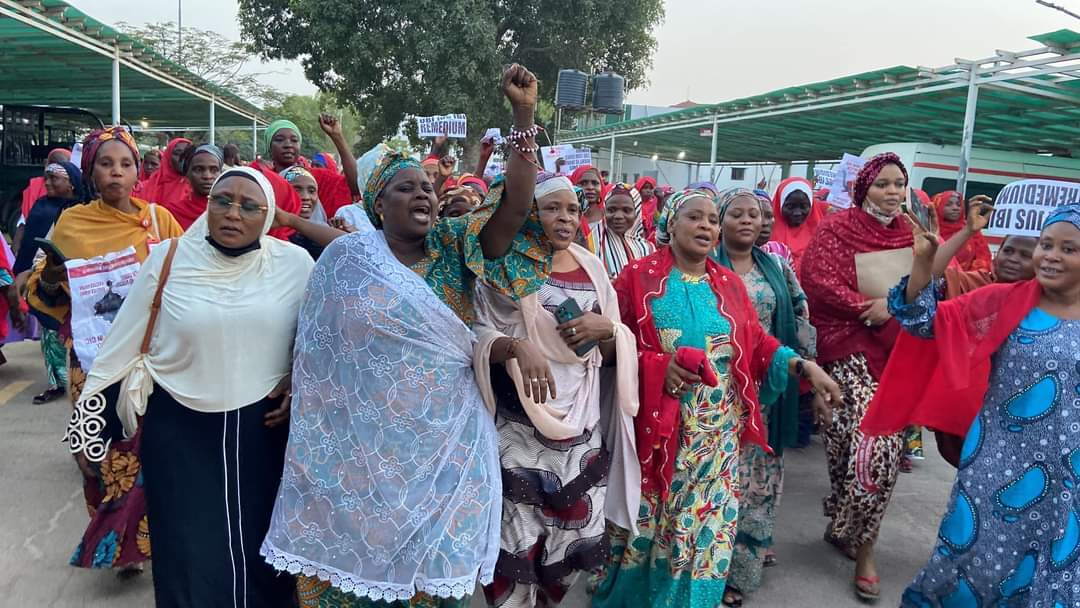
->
[0,0,269,127]
[560,32,1080,163]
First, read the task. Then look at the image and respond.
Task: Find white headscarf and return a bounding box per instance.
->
[66,167,315,458]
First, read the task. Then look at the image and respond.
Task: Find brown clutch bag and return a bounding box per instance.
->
[855,247,913,299]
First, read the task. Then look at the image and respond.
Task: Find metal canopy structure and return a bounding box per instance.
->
[0,0,269,140]
[558,30,1080,191]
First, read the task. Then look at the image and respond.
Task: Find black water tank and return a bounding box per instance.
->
[592,72,625,114]
[556,69,588,110]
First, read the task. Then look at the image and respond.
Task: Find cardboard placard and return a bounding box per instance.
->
[985,178,1080,237]
[416,114,467,139]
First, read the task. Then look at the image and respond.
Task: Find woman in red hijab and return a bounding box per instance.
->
[140,138,192,208]
[799,153,915,602]
[635,176,659,241]
[932,190,992,272]
[770,177,827,274]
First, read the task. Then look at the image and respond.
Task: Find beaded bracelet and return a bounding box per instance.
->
[507,124,542,141]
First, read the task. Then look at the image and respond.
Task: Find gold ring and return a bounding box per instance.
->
[570,327,577,336]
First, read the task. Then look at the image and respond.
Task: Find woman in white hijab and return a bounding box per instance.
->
[64,167,315,607]
[473,173,640,608]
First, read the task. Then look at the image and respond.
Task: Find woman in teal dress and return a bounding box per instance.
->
[863,203,1080,607]
[592,189,841,608]
[261,65,552,608]
[710,188,819,606]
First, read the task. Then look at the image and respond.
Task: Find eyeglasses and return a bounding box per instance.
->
[208,196,268,219]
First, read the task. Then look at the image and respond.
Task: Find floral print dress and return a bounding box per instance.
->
[593,269,794,608]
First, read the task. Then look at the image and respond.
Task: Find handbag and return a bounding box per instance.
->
[855,247,913,299]
[140,238,179,354]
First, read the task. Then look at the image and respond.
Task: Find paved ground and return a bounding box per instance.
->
[0,339,954,607]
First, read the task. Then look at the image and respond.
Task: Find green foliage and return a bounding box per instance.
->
[237,0,663,149]
[117,21,285,108]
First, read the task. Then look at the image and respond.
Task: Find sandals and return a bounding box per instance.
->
[116,563,145,581]
[854,575,881,603]
[33,386,65,405]
[763,552,778,568]
[722,586,744,607]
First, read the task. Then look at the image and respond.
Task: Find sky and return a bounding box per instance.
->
[72,0,1076,107]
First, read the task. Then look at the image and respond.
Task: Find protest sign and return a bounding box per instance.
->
[482,128,504,145]
[826,153,866,209]
[416,114,467,138]
[985,179,1080,237]
[66,246,142,370]
[813,168,836,188]
[541,145,592,175]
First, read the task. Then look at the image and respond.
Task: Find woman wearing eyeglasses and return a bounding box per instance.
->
[63,166,323,607]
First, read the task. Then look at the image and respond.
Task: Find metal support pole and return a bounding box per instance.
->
[708,113,718,181]
[780,162,791,180]
[956,63,980,198]
[209,95,216,146]
[554,108,562,146]
[252,118,258,160]
[111,48,120,125]
[608,135,616,177]
[806,160,816,181]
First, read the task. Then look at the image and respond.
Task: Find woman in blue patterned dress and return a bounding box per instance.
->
[870,203,1080,607]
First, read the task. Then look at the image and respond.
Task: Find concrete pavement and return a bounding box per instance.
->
[0,340,953,606]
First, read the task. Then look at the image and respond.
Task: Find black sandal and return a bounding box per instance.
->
[33,386,65,405]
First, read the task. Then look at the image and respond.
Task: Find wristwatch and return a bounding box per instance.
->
[794,358,806,378]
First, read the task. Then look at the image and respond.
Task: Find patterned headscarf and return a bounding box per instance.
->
[655,187,716,246]
[853,152,909,208]
[716,187,758,220]
[181,143,224,174]
[362,151,422,228]
[1043,203,1080,233]
[281,165,315,184]
[603,183,645,237]
[45,163,69,181]
[266,119,301,154]
[80,126,140,177]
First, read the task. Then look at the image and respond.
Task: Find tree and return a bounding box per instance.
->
[261,94,364,158]
[117,21,286,108]
[237,0,663,156]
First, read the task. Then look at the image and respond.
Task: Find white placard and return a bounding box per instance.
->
[813,168,836,187]
[826,153,867,209]
[541,145,592,175]
[482,128,503,145]
[985,178,1080,237]
[66,246,142,370]
[416,113,467,139]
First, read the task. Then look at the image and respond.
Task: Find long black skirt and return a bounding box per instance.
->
[140,386,296,608]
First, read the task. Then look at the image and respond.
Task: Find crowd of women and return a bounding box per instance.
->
[10,60,1080,608]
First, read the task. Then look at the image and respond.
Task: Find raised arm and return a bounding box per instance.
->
[904,209,941,304]
[318,114,360,197]
[478,64,539,260]
[275,208,346,248]
[931,195,993,276]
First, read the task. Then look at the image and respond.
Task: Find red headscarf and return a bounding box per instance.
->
[932,190,992,272]
[140,138,192,208]
[862,279,1042,437]
[635,176,659,238]
[770,176,826,273]
[570,164,602,187]
[459,174,489,195]
[313,152,339,174]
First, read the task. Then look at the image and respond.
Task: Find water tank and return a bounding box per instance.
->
[592,72,625,114]
[555,69,588,110]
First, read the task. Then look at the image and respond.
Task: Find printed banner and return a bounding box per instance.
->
[813,168,836,188]
[986,178,1080,237]
[541,145,593,175]
[66,246,141,370]
[826,153,867,209]
[416,113,467,138]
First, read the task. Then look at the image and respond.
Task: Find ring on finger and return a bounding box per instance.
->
[569,327,577,336]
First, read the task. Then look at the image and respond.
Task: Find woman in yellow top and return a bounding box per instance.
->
[28,126,184,575]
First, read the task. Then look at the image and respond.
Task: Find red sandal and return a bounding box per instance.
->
[854,575,880,603]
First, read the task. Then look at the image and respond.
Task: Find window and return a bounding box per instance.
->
[731,167,747,181]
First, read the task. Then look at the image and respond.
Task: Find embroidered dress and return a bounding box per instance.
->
[264,184,551,608]
[594,268,794,608]
[890,280,1080,607]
